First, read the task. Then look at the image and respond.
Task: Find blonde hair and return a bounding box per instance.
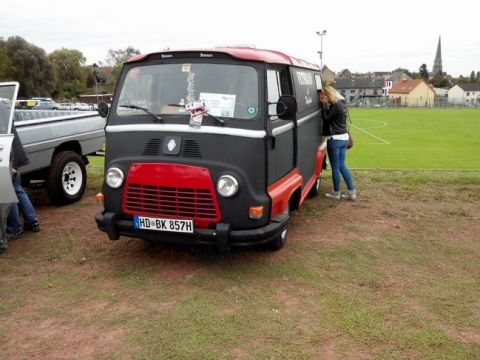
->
[319,86,344,104]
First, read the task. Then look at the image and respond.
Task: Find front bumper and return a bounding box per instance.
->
[95,211,288,248]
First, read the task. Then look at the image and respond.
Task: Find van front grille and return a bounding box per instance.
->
[124,184,218,220]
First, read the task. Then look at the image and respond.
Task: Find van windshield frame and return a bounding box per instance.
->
[115,62,260,121]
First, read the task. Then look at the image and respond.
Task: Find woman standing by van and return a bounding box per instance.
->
[319,86,356,200]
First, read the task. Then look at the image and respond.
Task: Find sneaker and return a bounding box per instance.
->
[25,221,40,232]
[342,190,357,201]
[7,230,23,240]
[0,243,8,253]
[325,191,341,200]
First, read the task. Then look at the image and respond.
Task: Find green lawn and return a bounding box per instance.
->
[347,109,480,170]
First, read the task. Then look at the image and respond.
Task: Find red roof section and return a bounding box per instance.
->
[390,79,424,94]
[127,47,319,70]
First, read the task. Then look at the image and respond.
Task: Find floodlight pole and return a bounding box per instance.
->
[316,30,327,70]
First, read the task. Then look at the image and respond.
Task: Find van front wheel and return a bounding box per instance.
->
[268,226,288,251]
[47,151,87,204]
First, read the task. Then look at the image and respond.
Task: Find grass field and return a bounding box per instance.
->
[89,109,480,171]
[347,109,480,170]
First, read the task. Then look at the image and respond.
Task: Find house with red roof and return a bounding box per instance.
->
[388,79,435,107]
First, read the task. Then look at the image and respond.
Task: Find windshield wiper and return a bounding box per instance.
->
[119,104,163,123]
[167,103,225,126]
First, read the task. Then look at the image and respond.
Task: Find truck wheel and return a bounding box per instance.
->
[308,177,321,197]
[47,151,86,204]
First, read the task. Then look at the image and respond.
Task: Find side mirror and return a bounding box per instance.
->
[97,101,109,118]
[276,95,297,120]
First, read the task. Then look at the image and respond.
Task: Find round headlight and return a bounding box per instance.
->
[106,167,124,189]
[217,175,239,197]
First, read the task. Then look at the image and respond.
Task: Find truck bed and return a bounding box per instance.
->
[14,110,105,175]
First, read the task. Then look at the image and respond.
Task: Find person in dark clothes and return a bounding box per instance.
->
[7,126,40,239]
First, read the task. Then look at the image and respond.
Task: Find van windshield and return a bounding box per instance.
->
[116,63,259,120]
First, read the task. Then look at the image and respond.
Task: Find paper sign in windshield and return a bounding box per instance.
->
[199,93,236,118]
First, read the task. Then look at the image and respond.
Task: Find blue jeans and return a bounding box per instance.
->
[327,138,355,192]
[7,173,38,234]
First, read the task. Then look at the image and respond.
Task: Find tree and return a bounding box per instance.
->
[49,48,87,99]
[418,64,429,82]
[470,71,476,82]
[0,39,13,80]
[477,71,480,82]
[431,75,449,88]
[3,36,55,98]
[456,75,468,84]
[104,46,141,92]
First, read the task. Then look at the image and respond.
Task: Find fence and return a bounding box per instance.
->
[347,96,480,109]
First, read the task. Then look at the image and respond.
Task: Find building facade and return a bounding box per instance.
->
[383,72,411,96]
[389,80,435,107]
[334,76,385,103]
[448,83,480,106]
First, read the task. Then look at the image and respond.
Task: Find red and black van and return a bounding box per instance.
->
[95,47,325,251]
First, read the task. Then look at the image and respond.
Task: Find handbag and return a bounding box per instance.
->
[346,107,353,150]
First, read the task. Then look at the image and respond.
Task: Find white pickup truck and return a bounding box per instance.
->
[0,82,105,205]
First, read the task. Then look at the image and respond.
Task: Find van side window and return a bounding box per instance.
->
[292,68,318,114]
[267,70,281,103]
[267,69,290,119]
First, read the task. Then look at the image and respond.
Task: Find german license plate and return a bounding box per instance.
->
[133,216,194,233]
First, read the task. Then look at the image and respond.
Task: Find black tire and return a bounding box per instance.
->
[46,151,87,204]
[268,206,290,251]
[268,226,289,251]
[308,177,321,197]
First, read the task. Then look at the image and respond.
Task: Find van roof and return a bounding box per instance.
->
[127,47,320,70]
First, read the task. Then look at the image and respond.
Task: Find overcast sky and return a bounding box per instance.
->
[2,0,479,77]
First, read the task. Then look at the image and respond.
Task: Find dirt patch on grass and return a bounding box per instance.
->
[0,171,479,358]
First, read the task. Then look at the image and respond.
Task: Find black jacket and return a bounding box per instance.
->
[321,101,348,136]
[12,126,29,169]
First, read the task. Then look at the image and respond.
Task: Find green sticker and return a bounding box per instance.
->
[247,107,256,115]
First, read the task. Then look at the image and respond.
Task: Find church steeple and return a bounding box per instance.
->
[433,36,442,76]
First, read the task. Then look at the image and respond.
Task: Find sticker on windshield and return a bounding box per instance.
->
[199,93,236,118]
[186,101,206,128]
[182,64,191,72]
[247,107,257,115]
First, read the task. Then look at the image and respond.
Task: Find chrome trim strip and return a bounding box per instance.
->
[272,123,294,136]
[15,112,99,127]
[271,110,322,136]
[106,124,267,138]
[297,110,321,126]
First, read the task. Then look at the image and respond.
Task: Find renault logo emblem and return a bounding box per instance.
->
[163,136,182,155]
[167,139,177,152]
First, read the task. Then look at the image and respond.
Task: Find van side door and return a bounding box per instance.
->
[290,68,323,188]
[0,82,19,204]
[266,67,295,185]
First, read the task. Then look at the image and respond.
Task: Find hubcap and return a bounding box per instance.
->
[280,229,288,240]
[62,161,83,195]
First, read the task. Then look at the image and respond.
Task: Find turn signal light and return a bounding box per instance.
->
[95,192,104,202]
[249,206,264,219]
